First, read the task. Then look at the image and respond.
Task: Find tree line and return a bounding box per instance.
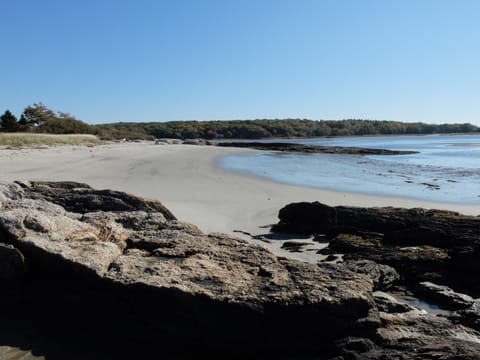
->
[95,118,479,139]
[2,103,479,140]
[0,103,92,134]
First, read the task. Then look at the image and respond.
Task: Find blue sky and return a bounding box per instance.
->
[1,0,479,125]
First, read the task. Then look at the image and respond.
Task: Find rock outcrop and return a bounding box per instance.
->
[0,181,376,359]
[272,201,480,359]
[274,201,480,296]
[218,141,418,155]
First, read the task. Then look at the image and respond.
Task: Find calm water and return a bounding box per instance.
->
[220,134,480,205]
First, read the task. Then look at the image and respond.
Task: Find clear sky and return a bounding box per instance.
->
[1,0,479,125]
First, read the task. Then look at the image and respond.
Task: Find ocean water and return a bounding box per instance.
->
[219,134,480,205]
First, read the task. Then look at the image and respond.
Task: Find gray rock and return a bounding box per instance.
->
[0,204,122,277]
[156,138,183,144]
[373,291,419,314]
[183,138,206,145]
[373,310,480,359]
[342,260,400,290]
[0,181,24,209]
[334,310,480,359]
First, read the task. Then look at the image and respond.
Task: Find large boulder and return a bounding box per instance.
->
[273,201,479,249]
[0,181,377,356]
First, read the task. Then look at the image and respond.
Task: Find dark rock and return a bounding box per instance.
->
[280,241,310,252]
[268,200,480,358]
[335,336,378,358]
[416,281,475,310]
[17,180,176,219]
[455,301,480,331]
[273,202,478,250]
[218,142,417,155]
[325,254,338,262]
[274,202,337,234]
[0,242,27,284]
[273,201,480,296]
[322,233,449,286]
[326,233,382,254]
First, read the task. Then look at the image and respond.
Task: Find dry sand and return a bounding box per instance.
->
[1,142,478,238]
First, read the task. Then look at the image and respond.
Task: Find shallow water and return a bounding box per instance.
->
[220,134,480,205]
[387,290,454,316]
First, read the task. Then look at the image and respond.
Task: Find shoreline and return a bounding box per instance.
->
[217,153,480,209]
[0,143,478,239]
[1,142,479,264]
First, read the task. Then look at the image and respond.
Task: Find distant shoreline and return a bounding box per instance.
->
[217,131,480,142]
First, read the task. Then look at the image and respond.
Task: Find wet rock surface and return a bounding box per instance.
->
[272,201,480,359]
[0,181,377,359]
[417,281,475,310]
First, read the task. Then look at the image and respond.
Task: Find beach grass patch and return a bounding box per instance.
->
[0,133,102,147]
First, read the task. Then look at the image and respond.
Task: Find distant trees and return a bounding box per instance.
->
[37,112,93,134]
[0,103,93,135]
[22,102,57,127]
[1,103,479,139]
[94,118,480,140]
[0,110,19,132]
[18,114,30,130]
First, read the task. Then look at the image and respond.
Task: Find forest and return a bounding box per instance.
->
[1,103,479,140]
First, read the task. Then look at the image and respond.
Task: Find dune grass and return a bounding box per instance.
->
[0,133,102,147]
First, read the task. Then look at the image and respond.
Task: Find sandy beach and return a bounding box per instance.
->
[1,142,478,238]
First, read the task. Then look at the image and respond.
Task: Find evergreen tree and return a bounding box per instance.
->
[0,110,19,132]
[18,114,31,130]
